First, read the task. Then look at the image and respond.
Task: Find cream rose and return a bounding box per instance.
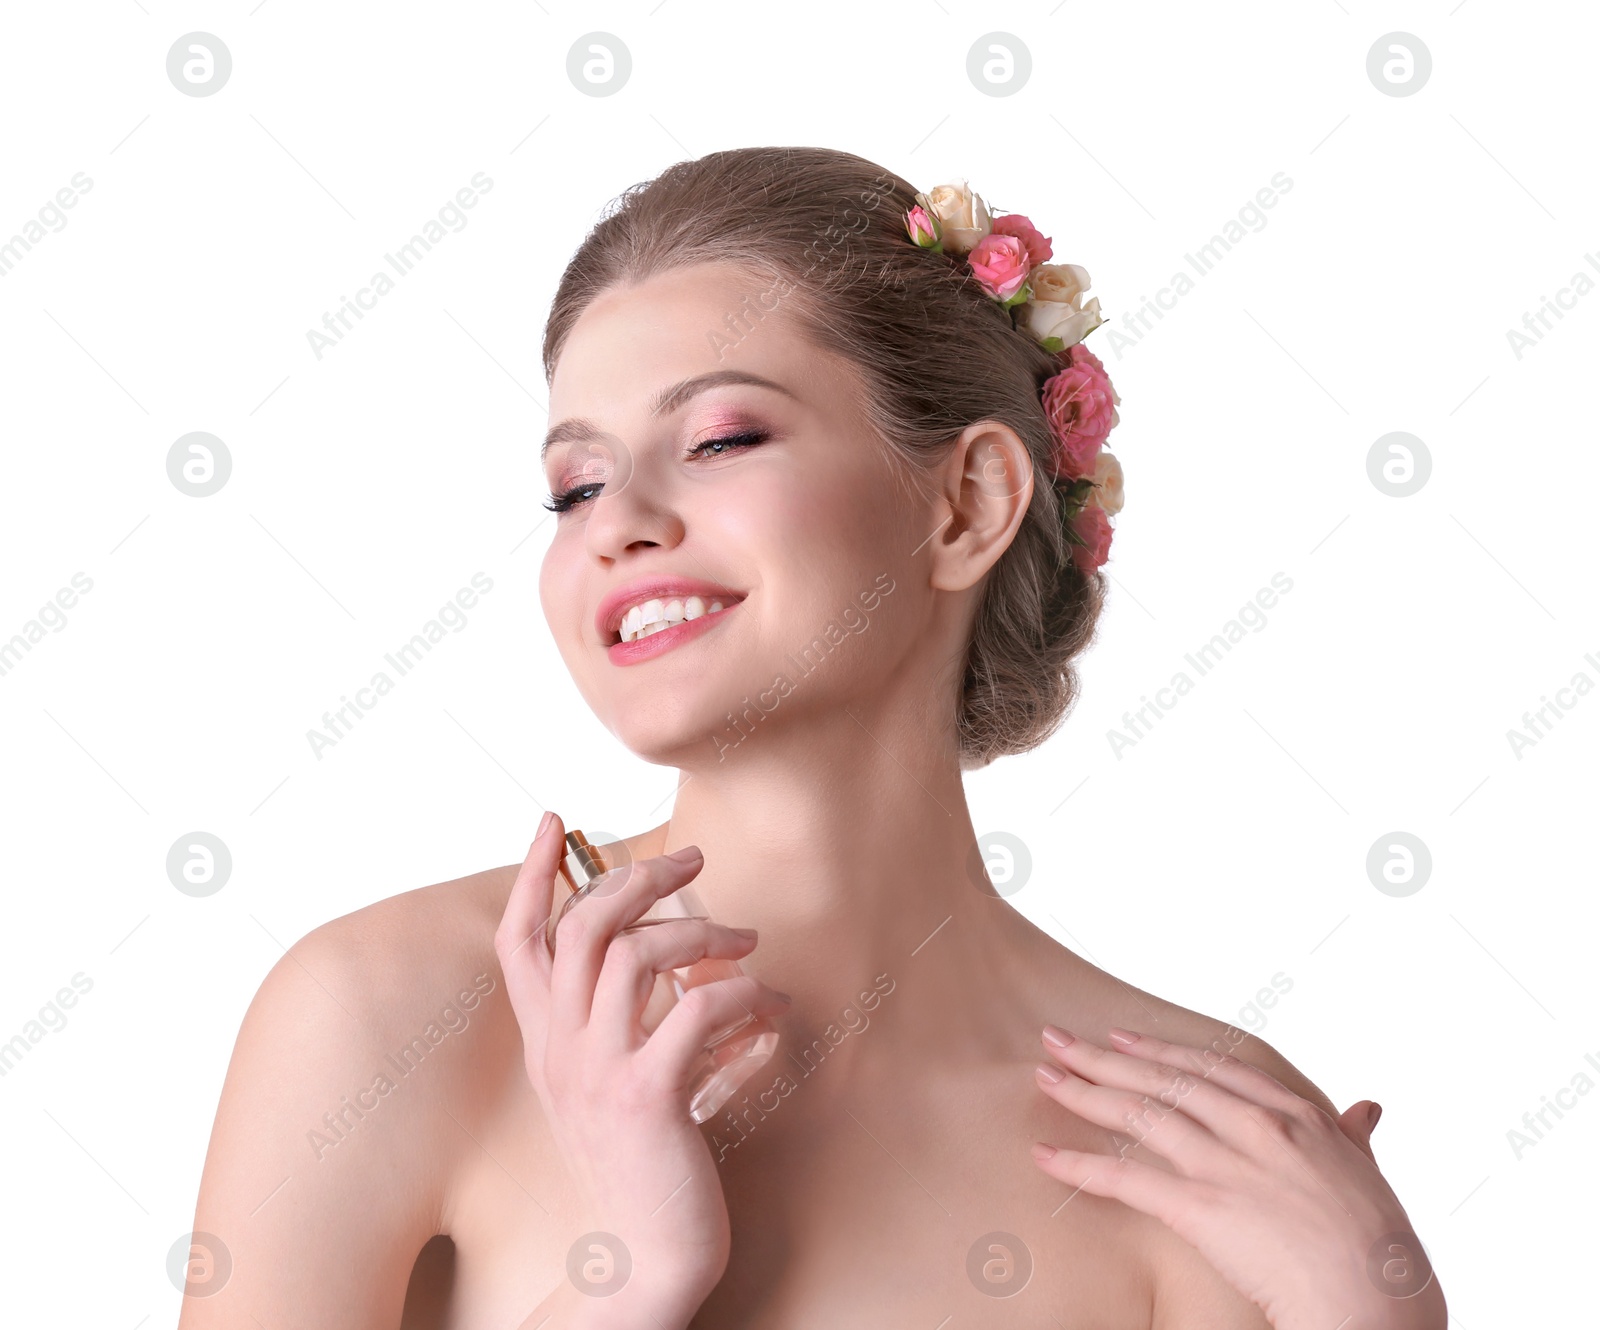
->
[927,182,992,254]
[1018,263,1106,350]
[1088,449,1124,516]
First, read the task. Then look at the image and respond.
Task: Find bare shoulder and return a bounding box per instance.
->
[284,859,520,1013]
[302,855,518,952]
[180,862,524,1325]
[1068,960,1344,1330]
[271,858,529,1138]
[252,860,525,1112]
[1055,950,1339,1118]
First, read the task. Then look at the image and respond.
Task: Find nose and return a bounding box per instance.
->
[581,447,684,561]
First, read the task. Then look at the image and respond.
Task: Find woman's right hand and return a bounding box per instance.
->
[494,811,790,1322]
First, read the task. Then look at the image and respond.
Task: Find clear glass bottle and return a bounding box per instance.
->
[545,829,780,1125]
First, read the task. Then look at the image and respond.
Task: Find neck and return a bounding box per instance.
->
[622,701,1056,1078]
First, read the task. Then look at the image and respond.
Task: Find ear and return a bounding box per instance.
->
[926,420,1036,594]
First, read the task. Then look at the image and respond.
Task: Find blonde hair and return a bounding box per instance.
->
[542,145,1106,769]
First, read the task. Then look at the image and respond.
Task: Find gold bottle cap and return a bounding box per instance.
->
[557,829,610,895]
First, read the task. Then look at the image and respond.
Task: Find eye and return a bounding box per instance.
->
[543,480,601,515]
[686,428,769,459]
[542,431,769,514]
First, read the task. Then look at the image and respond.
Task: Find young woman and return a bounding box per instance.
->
[180,146,1445,1330]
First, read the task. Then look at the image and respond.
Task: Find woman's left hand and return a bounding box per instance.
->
[1029,1025,1445,1330]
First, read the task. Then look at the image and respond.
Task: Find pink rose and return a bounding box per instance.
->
[1069,503,1113,574]
[905,204,940,249]
[1039,342,1120,480]
[968,233,1032,302]
[991,213,1053,269]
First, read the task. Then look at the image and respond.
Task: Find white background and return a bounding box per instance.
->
[0,2,1592,1324]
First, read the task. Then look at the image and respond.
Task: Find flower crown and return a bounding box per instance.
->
[904,181,1122,574]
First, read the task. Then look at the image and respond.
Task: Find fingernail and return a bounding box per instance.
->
[730,926,758,939]
[1368,1102,1383,1130]
[666,844,703,863]
[1035,1063,1064,1084]
[1042,1025,1074,1048]
[1031,1141,1058,1161]
[774,990,792,1003]
[1108,1027,1140,1046]
[535,810,554,840]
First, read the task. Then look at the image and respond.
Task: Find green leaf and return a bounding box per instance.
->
[1000,283,1032,310]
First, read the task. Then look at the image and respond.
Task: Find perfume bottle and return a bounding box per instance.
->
[547,829,780,1125]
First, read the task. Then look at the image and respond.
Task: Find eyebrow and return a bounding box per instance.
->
[541,369,798,461]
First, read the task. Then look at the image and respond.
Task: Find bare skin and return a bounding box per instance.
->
[180,261,1440,1329]
[183,837,1358,1330]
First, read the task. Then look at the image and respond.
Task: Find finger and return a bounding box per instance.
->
[1029,1141,1208,1232]
[1336,1100,1380,1164]
[494,811,565,990]
[1081,1037,1356,1171]
[1088,1026,1308,1114]
[589,919,759,1048]
[548,849,705,1034]
[1033,1061,1222,1174]
[639,974,789,1097]
[1040,1027,1261,1150]
[1066,1026,1341,1158]
[492,813,565,1076]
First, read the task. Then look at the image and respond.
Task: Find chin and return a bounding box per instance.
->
[604,664,796,768]
[606,711,726,768]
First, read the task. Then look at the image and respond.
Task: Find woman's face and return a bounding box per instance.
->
[539,262,932,766]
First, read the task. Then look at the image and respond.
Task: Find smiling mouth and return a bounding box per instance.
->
[611,594,743,645]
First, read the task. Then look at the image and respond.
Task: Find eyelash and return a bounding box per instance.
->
[542,430,771,514]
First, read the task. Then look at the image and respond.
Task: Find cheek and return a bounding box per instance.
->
[538,535,586,639]
[717,471,814,552]
[744,454,890,556]
[740,469,904,623]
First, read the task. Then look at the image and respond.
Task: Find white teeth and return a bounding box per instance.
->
[617,593,738,642]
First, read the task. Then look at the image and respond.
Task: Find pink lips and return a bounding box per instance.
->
[594,577,746,641]
[606,599,741,666]
[594,577,746,667]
